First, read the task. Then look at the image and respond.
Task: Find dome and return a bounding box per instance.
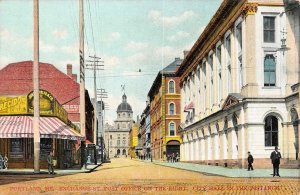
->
[117,94,133,113]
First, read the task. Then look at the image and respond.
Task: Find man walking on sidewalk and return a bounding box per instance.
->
[270,146,281,177]
[47,151,54,174]
[247,151,254,171]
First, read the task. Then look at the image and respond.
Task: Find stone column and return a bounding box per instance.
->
[241,3,259,97]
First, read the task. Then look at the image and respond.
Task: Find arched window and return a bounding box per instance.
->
[169,103,175,115]
[169,122,175,136]
[265,115,278,146]
[168,80,175,93]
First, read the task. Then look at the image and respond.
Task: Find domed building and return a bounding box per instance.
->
[104,94,134,158]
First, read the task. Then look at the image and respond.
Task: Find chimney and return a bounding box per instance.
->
[67,64,72,77]
[72,74,77,82]
[183,50,190,59]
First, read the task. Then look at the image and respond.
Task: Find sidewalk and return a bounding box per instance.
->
[152,161,300,178]
[0,163,102,175]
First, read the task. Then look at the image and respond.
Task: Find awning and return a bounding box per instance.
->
[0,116,84,140]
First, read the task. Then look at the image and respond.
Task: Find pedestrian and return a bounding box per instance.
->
[167,154,170,163]
[3,155,8,169]
[172,153,175,163]
[47,151,54,174]
[270,146,281,177]
[247,151,254,171]
[176,152,180,162]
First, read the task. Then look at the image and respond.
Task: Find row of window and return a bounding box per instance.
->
[184,115,279,147]
[183,16,279,113]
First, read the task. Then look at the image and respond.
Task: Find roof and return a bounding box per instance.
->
[176,0,243,79]
[0,61,79,105]
[148,57,182,99]
[117,94,133,113]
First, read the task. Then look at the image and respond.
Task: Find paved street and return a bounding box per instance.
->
[0,158,299,195]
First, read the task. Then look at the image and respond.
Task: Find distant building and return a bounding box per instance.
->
[140,101,151,159]
[129,120,139,158]
[148,57,182,160]
[104,94,134,157]
[177,0,299,168]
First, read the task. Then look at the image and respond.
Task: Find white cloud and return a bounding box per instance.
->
[148,10,197,28]
[0,56,11,69]
[102,32,121,43]
[60,44,78,55]
[126,41,149,50]
[52,29,68,39]
[167,31,190,42]
[0,29,11,40]
[199,25,206,35]
[103,55,121,70]
[40,41,56,53]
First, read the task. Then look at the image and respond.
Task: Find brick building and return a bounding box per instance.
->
[148,58,182,161]
[0,61,94,168]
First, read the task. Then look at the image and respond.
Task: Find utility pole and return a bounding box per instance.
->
[33,0,40,173]
[98,88,108,160]
[79,0,86,169]
[86,56,104,146]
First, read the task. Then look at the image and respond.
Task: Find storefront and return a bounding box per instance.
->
[0,90,84,169]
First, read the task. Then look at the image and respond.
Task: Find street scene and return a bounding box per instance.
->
[0,0,300,194]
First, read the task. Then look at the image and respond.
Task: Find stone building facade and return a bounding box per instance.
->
[104,94,134,157]
[177,0,299,168]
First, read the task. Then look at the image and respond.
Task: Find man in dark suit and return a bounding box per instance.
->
[270,146,281,177]
[247,151,254,171]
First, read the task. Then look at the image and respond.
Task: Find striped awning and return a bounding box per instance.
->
[0,116,84,140]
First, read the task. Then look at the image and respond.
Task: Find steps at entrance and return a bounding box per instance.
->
[281,160,300,169]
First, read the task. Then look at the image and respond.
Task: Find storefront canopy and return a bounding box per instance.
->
[0,116,84,140]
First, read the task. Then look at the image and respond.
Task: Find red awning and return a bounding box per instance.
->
[0,116,84,140]
[184,102,194,112]
[85,139,94,144]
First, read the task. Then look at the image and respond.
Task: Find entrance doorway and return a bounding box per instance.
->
[166,140,180,158]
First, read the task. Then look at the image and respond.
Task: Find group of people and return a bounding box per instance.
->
[248,146,282,177]
[167,152,180,163]
[0,154,8,169]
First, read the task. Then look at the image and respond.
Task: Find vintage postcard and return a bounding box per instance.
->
[0,0,299,194]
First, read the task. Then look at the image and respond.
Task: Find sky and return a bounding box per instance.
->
[0,0,221,124]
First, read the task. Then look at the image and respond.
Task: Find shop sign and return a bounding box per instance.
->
[54,101,68,123]
[28,90,54,115]
[0,96,27,115]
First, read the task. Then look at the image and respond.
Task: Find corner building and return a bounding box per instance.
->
[177,0,299,168]
[148,58,182,160]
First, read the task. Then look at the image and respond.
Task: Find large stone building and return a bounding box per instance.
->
[177,0,299,168]
[104,94,134,157]
[148,57,182,160]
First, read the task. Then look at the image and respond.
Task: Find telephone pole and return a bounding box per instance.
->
[97,88,108,160]
[86,56,104,146]
[33,0,40,173]
[79,0,86,169]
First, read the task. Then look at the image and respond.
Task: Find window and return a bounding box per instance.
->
[169,122,175,136]
[209,54,214,106]
[264,17,275,43]
[168,80,175,93]
[117,140,120,146]
[169,103,175,115]
[265,115,278,146]
[122,140,126,145]
[264,54,276,86]
[110,135,112,139]
[225,35,232,93]
[236,23,243,89]
[216,45,222,102]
